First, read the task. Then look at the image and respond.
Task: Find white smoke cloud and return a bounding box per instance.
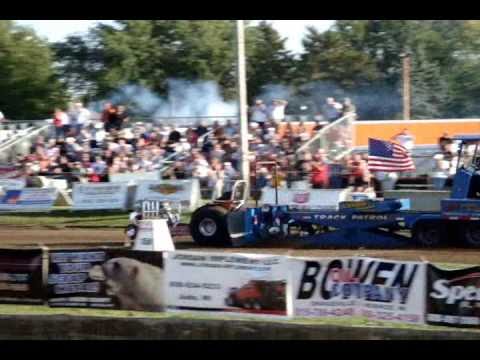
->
[255,84,294,103]
[256,81,402,120]
[89,79,238,125]
[88,79,402,123]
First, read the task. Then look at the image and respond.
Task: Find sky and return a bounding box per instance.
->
[15,20,335,54]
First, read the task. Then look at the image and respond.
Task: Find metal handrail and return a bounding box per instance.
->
[157,128,215,176]
[158,148,191,175]
[0,127,36,151]
[0,123,51,155]
[197,129,215,147]
[130,116,237,127]
[296,113,356,155]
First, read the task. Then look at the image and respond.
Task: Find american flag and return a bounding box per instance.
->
[367,138,415,172]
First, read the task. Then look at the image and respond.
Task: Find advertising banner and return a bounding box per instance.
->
[72,183,129,210]
[164,251,289,317]
[290,257,425,324]
[0,164,21,179]
[260,188,350,210]
[0,188,57,212]
[110,171,160,184]
[426,264,480,327]
[135,179,200,212]
[0,178,26,190]
[0,249,44,304]
[47,249,165,312]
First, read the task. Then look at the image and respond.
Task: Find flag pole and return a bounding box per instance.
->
[236,20,250,193]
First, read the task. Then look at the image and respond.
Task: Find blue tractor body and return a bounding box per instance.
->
[190,135,480,248]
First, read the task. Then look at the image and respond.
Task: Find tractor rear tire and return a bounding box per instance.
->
[412,221,444,247]
[190,205,231,247]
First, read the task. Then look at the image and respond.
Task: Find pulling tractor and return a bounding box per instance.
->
[189,135,480,248]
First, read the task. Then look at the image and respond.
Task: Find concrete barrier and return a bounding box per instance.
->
[1,315,480,340]
[384,190,450,211]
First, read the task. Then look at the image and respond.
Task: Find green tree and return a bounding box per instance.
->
[53,20,300,106]
[299,26,380,88]
[299,20,478,119]
[52,34,105,103]
[410,46,449,119]
[442,20,480,118]
[244,21,296,101]
[0,21,67,119]
[80,20,237,100]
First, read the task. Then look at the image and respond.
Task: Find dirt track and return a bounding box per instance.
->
[0,226,124,247]
[1,226,480,265]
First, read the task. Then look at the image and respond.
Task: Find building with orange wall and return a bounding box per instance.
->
[276,119,480,149]
[353,119,480,147]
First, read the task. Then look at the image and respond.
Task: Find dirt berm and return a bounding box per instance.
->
[2,314,480,340]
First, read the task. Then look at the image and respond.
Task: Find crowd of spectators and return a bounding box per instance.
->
[7,92,479,199]
[249,96,356,129]
[254,149,372,195]
[13,96,363,197]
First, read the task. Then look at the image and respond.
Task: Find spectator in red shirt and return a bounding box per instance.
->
[311,154,330,189]
[347,153,370,191]
[87,168,101,182]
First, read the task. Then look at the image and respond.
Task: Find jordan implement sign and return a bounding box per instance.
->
[165,251,289,317]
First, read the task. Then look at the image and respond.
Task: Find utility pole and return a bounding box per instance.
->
[401,52,411,120]
[236,20,250,186]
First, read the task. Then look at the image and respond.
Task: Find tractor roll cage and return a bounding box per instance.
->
[454,135,480,172]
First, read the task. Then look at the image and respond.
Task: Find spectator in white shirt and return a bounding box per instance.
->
[393,128,415,152]
[223,162,239,193]
[270,99,288,124]
[73,102,91,134]
[208,159,225,199]
[0,111,5,122]
[189,153,210,185]
[174,138,191,153]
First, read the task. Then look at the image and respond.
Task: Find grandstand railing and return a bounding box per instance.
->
[129,116,238,127]
[125,114,329,127]
[0,120,52,163]
[157,128,216,176]
[296,113,356,160]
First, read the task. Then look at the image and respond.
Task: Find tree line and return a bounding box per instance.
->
[2,20,480,120]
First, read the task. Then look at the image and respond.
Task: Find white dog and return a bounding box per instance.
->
[89,257,165,312]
